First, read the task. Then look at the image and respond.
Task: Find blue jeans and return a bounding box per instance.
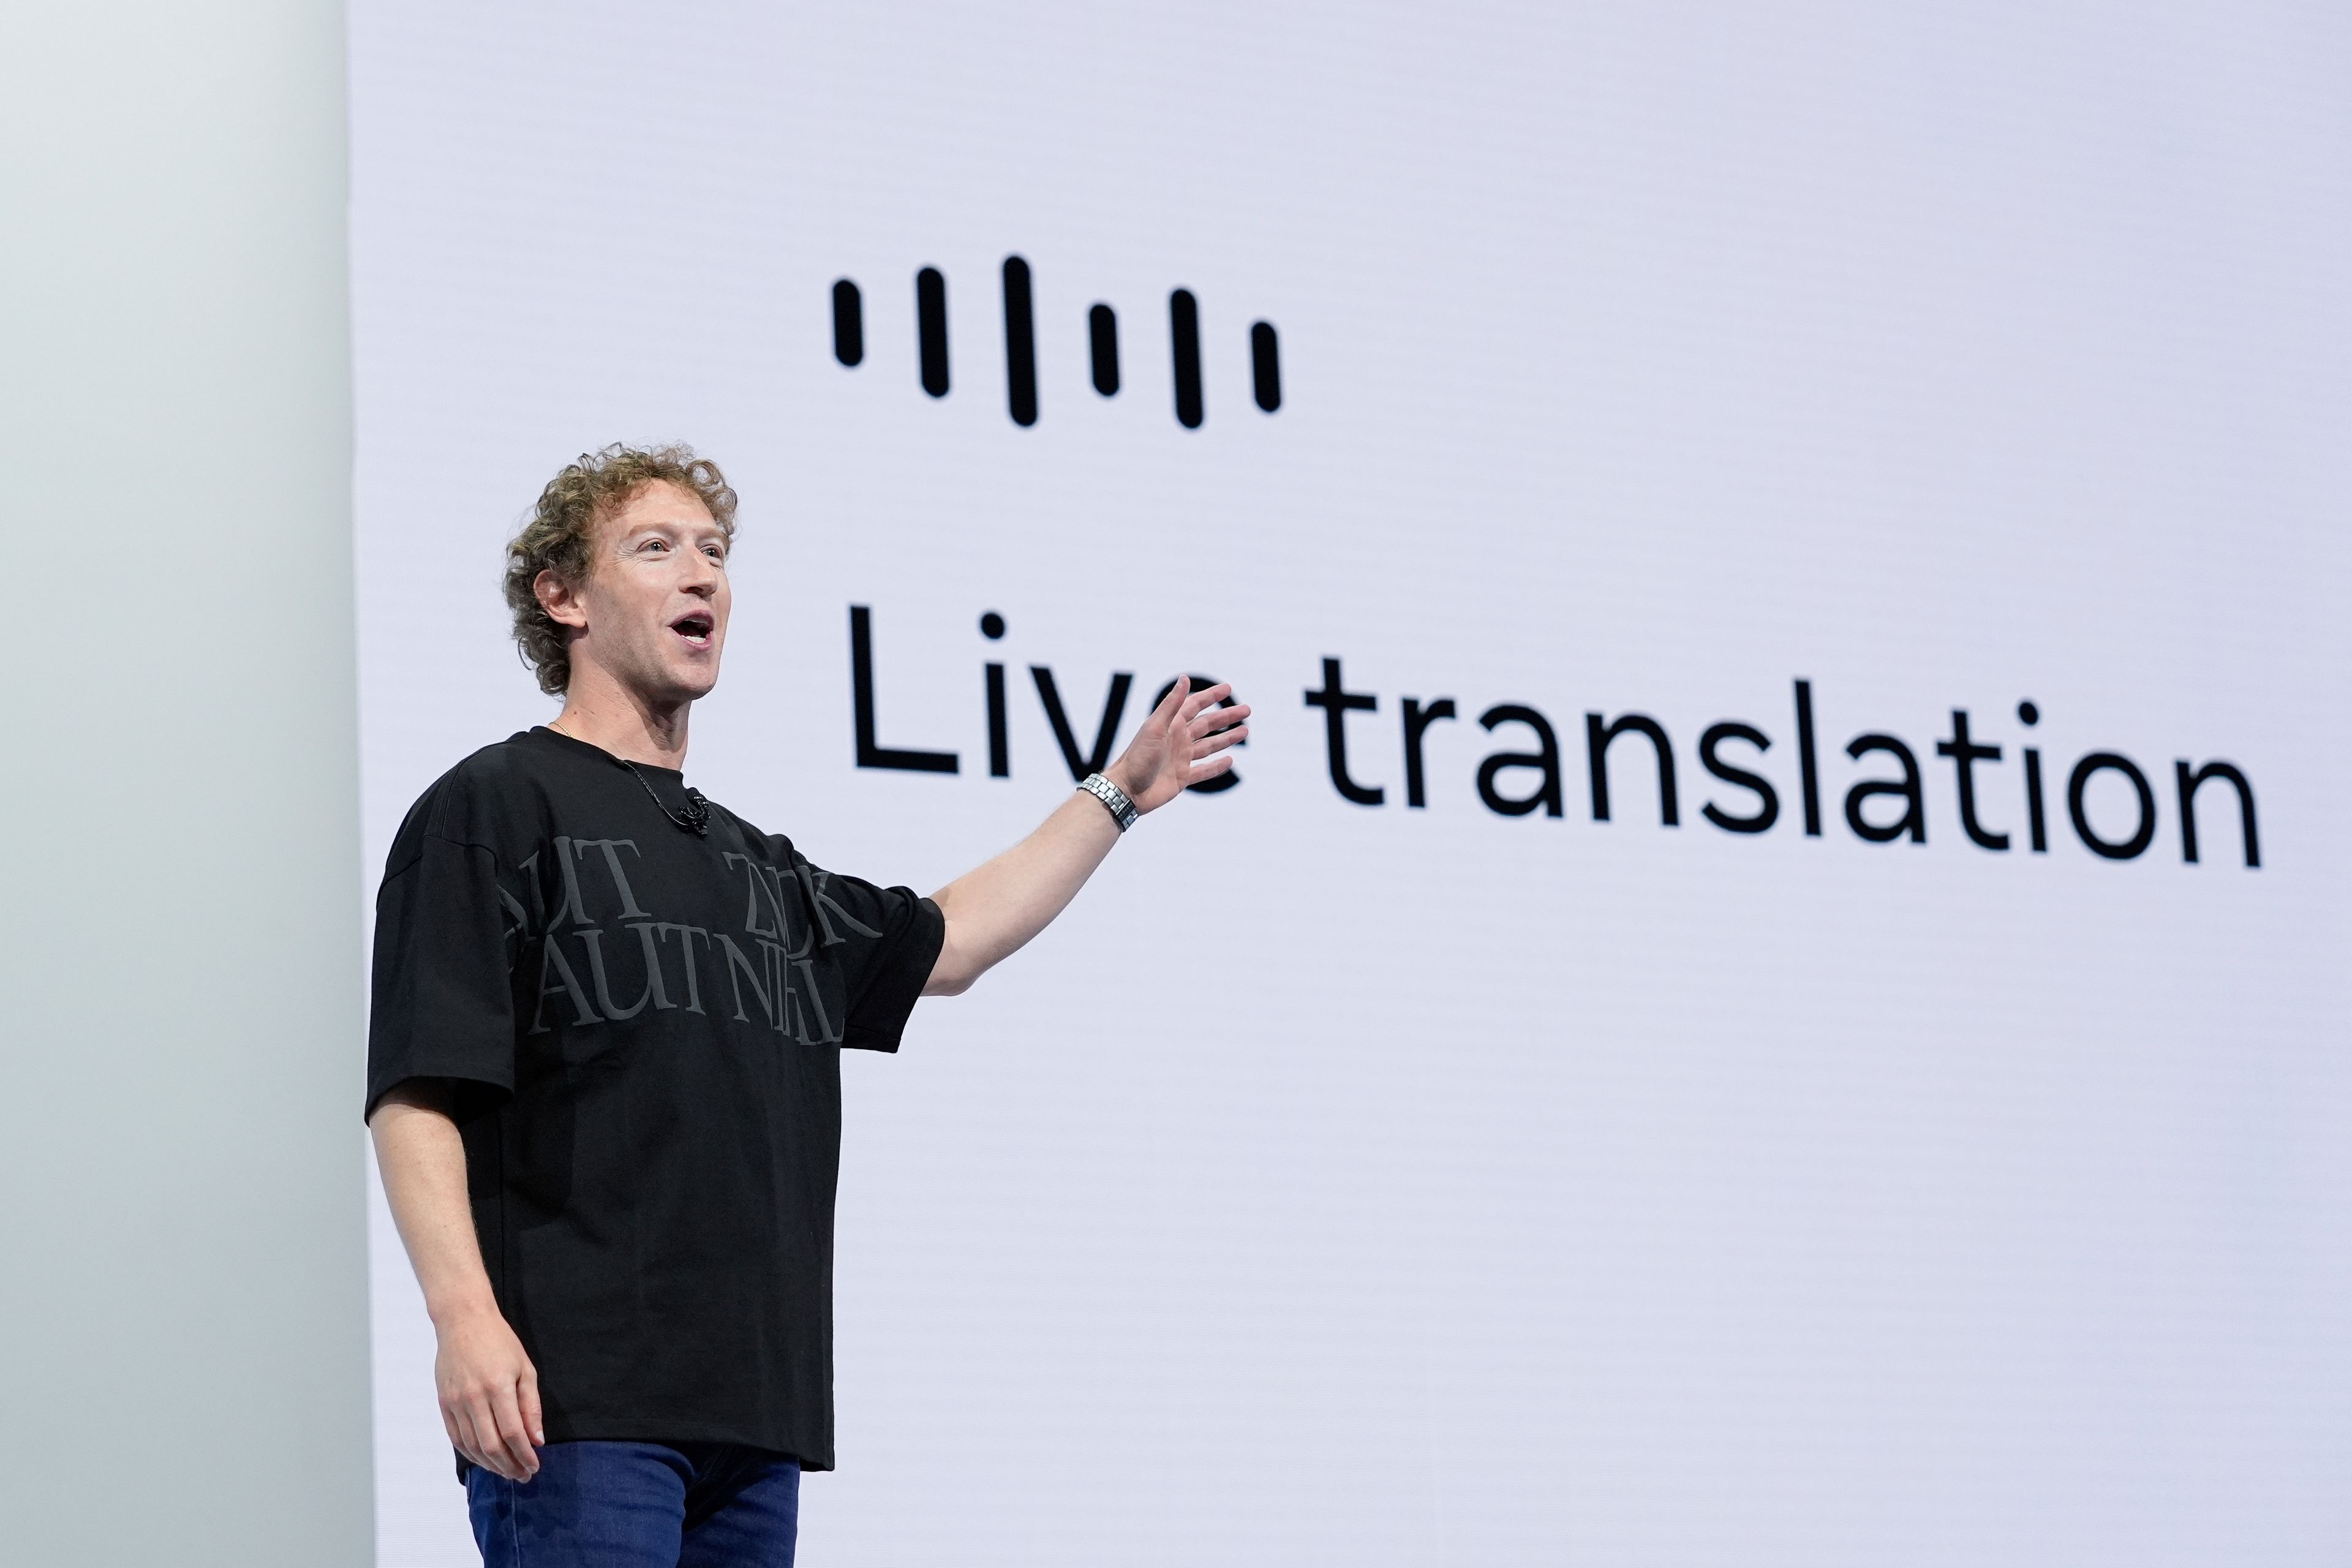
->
[466,1441,800,1567]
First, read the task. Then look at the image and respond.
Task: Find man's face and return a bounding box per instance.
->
[541,480,732,706]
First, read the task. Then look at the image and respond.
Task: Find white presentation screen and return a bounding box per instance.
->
[353,5,2351,1563]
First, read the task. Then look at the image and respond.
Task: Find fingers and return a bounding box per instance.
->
[1185,694,1243,726]
[446,1384,532,1481]
[1156,676,1191,727]
[1189,752,1238,781]
[1189,705,1251,742]
[1193,723,1250,758]
[489,1380,541,1479]
[464,1399,511,1480]
[1175,681,1229,724]
[439,1402,474,1470]
[446,1398,496,1479]
[434,1309,545,1482]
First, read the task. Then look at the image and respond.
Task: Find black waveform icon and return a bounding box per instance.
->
[915,267,951,398]
[832,279,863,366]
[1169,288,1204,429]
[831,259,1281,432]
[1088,303,1120,396]
[1002,256,1038,427]
[1250,320,1281,412]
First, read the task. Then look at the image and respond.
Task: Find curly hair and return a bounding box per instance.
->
[503,443,739,695]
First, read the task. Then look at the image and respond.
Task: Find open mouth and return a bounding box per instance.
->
[670,612,715,649]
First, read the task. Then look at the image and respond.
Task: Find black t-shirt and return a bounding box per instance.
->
[366,726,943,1469]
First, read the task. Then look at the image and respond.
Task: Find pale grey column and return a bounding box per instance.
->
[0,1,371,1564]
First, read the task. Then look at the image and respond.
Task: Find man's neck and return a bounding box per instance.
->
[550,672,692,770]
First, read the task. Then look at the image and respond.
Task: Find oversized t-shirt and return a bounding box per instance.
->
[366,726,943,1469]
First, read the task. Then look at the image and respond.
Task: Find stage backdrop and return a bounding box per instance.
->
[352,4,2351,1562]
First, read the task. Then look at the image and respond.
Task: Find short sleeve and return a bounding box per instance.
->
[792,858,944,1054]
[365,831,520,1119]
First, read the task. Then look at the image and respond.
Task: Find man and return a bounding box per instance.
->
[367,443,1248,1566]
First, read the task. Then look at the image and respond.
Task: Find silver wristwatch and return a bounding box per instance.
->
[1078,772,1139,832]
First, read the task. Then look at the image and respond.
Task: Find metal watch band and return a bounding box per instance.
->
[1079,772,1139,832]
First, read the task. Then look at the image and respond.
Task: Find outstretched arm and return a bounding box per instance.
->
[924,678,1249,995]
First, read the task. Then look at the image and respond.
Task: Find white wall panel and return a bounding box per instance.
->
[0,2,370,1563]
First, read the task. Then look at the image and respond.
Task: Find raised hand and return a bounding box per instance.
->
[1107,677,1252,815]
[922,676,1255,997]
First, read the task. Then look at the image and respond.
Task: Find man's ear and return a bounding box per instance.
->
[535,568,589,630]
